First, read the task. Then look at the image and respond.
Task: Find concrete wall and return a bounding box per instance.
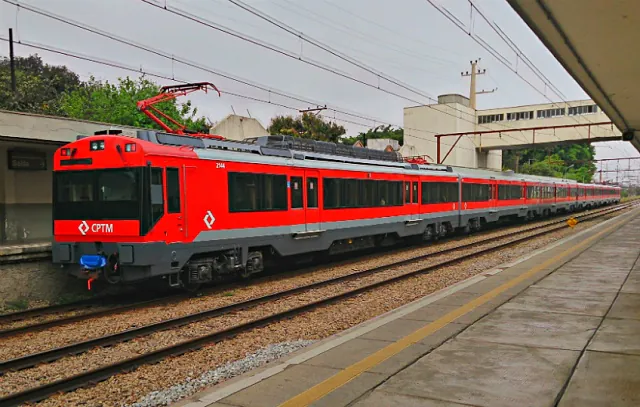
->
[475,100,619,149]
[210,114,268,141]
[0,140,60,243]
[0,110,145,244]
[0,109,140,143]
[404,101,502,169]
[403,97,618,170]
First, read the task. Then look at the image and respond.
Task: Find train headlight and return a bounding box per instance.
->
[90,140,105,151]
[125,143,137,152]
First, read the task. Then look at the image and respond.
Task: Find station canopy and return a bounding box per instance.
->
[508,0,640,151]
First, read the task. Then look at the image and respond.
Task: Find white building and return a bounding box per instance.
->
[209,114,268,141]
[404,95,619,170]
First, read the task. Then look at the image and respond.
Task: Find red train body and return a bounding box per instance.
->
[51,131,621,289]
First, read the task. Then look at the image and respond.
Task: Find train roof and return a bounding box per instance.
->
[70,130,620,188]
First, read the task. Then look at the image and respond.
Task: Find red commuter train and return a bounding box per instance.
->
[52,131,621,289]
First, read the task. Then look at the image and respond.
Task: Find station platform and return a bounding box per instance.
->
[177,207,640,407]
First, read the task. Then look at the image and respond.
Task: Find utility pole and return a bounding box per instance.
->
[9,28,17,94]
[299,105,326,116]
[461,58,496,110]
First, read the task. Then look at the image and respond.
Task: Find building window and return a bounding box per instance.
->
[506,111,534,121]
[477,113,504,124]
[228,172,287,212]
[536,108,566,119]
[568,104,598,116]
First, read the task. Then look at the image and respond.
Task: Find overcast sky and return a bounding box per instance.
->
[1,0,638,182]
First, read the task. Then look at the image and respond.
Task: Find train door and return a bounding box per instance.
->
[410,178,419,220]
[304,170,321,232]
[164,164,187,244]
[289,170,306,232]
[489,178,497,211]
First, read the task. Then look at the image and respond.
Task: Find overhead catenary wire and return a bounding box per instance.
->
[3,0,520,150]
[137,0,531,146]
[429,0,612,143]
[0,0,456,145]
[223,0,535,143]
[0,36,484,153]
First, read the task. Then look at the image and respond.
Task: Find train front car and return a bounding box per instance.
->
[52,133,191,289]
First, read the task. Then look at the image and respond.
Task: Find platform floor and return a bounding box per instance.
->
[176,207,640,407]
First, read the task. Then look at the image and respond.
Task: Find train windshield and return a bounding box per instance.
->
[54,168,141,220]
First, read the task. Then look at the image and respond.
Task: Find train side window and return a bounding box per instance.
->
[166,167,180,213]
[421,182,458,204]
[412,182,418,204]
[307,177,318,208]
[291,176,303,209]
[228,172,287,212]
[462,182,490,202]
[323,178,403,209]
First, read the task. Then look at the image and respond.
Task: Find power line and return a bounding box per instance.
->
[224,0,544,147]
[138,0,530,144]
[1,0,433,137]
[0,36,482,152]
[274,0,457,67]
[428,0,605,144]
[317,0,464,62]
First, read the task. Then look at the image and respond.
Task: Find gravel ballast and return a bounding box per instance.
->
[126,340,315,407]
[0,208,633,406]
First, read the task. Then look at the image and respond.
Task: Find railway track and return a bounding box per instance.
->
[0,202,627,338]
[0,203,634,407]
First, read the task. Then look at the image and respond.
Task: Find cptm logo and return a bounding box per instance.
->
[78,221,113,235]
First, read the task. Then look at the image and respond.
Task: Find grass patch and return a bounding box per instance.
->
[5,297,30,311]
[222,291,235,297]
[53,292,93,305]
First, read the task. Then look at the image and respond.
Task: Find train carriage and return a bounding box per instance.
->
[52,130,621,290]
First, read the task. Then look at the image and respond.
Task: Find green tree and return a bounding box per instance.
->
[503,144,597,182]
[59,76,209,132]
[0,54,81,114]
[267,113,346,143]
[340,125,404,146]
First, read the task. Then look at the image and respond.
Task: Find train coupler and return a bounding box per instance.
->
[79,254,107,290]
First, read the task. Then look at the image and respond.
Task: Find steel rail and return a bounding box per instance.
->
[0,202,625,337]
[0,203,633,407]
[0,203,630,374]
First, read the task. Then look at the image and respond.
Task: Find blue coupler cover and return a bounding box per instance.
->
[80,254,107,270]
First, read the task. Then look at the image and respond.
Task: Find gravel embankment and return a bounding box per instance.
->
[127,340,315,407]
[1,208,630,406]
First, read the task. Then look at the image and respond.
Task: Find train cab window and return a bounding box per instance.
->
[55,168,142,221]
[290,176,303,209]
[307,177,318,208]
[228,172,287,212]
[412,182,418,204]
[166,168,181,213]
[404,182,411,204]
